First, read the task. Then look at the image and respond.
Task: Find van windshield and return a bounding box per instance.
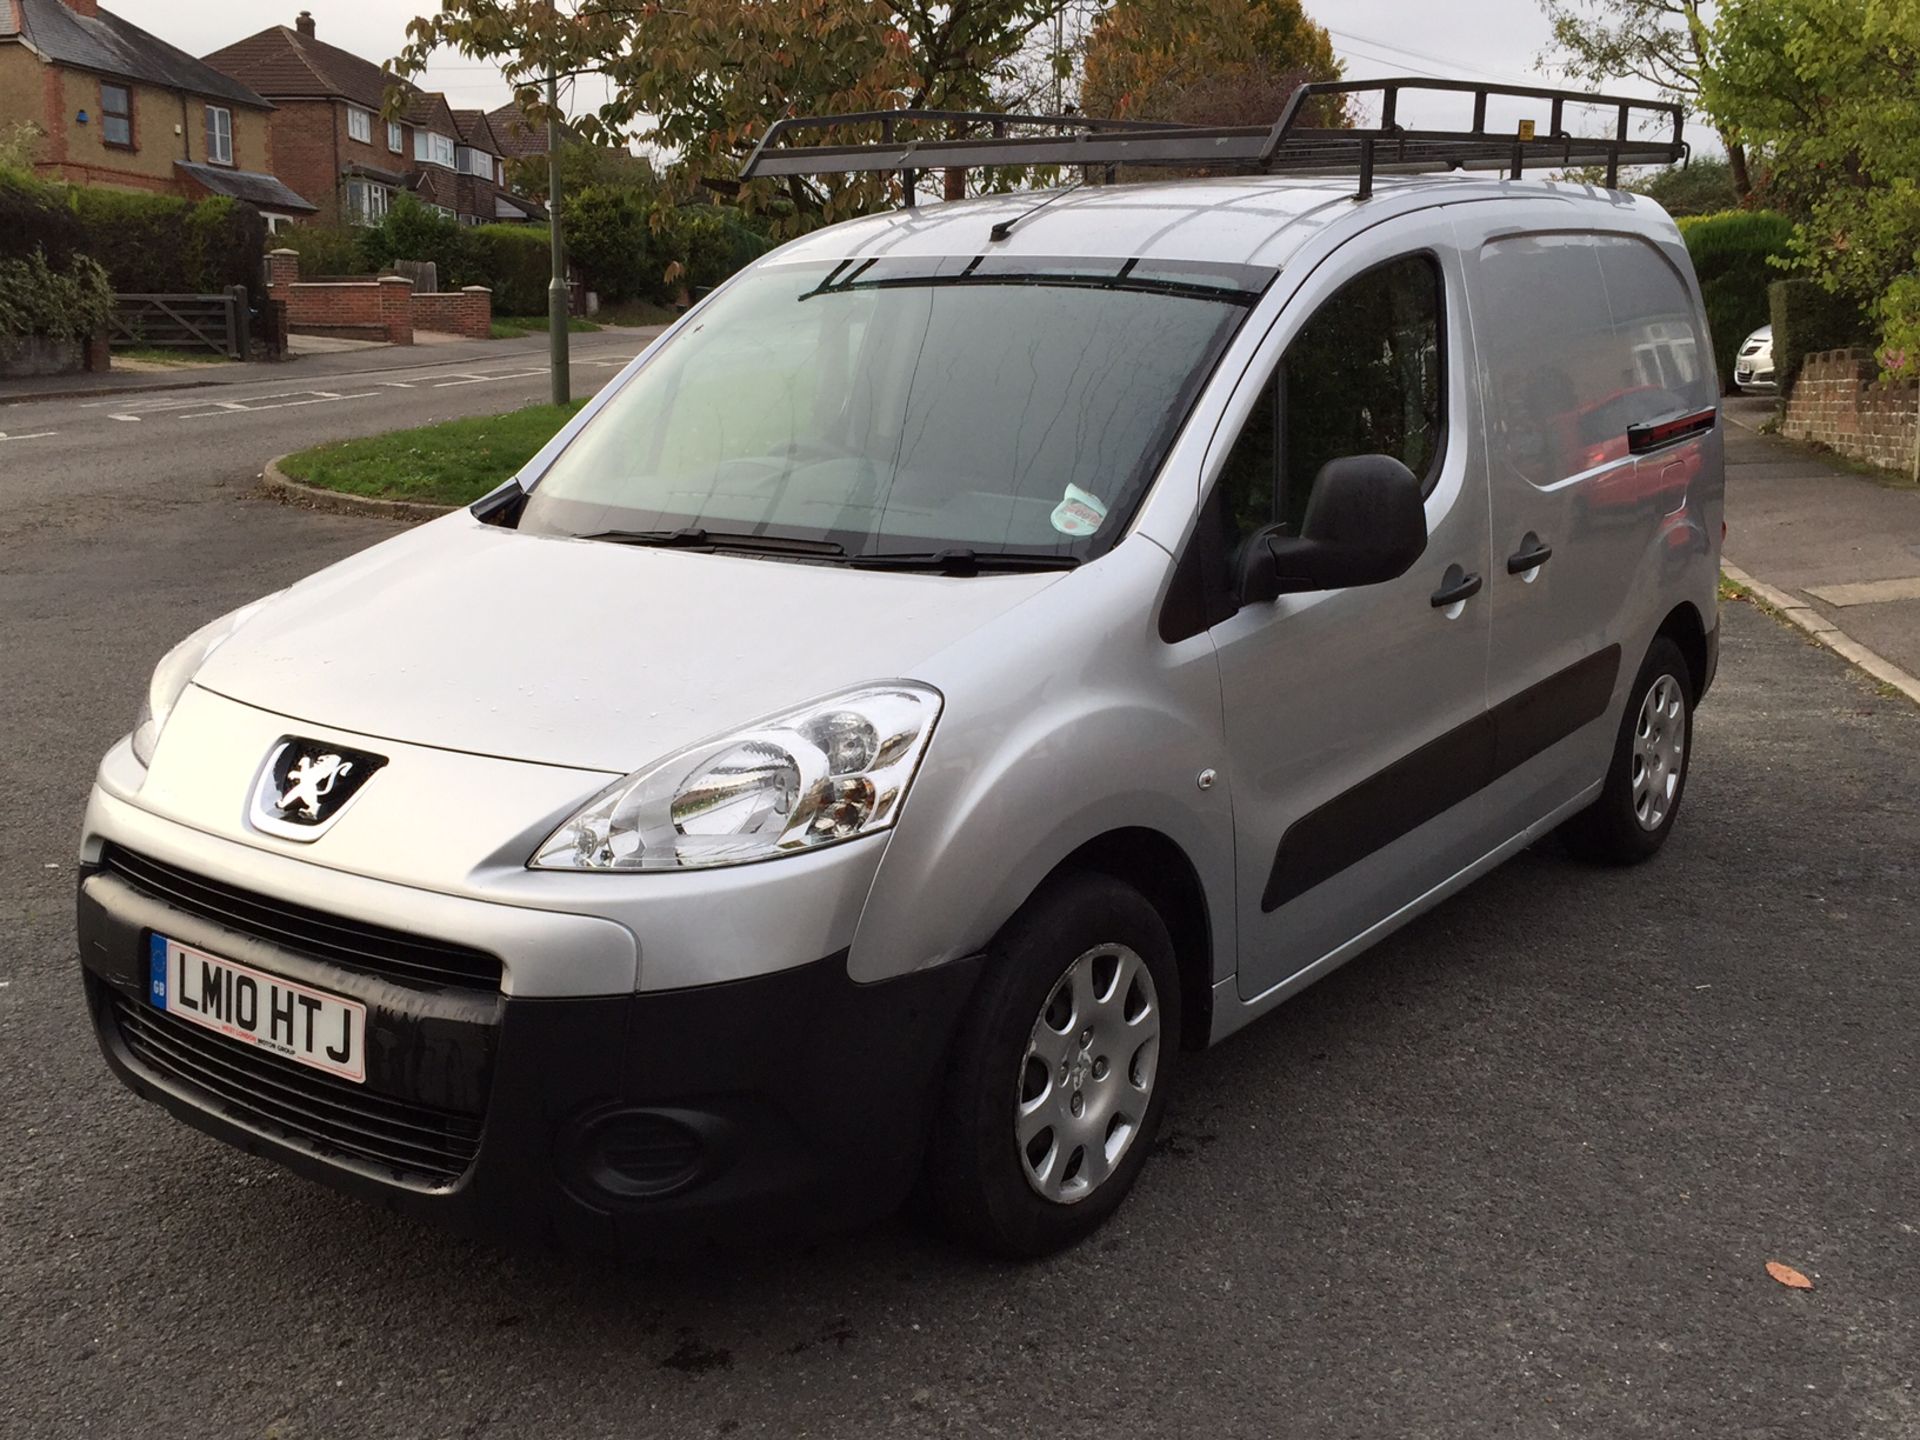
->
[520,255,1266,563]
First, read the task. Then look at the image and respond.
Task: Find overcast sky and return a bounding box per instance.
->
[119,0,1718,153]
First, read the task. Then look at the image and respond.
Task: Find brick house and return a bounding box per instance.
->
[203,11,520,229]
[0,0,316,224]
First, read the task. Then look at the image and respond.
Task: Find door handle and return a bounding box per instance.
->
[1506,534,1553,574]
[1430,564,1483,608]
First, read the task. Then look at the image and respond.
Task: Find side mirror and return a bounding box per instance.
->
[1238,454,1429,604]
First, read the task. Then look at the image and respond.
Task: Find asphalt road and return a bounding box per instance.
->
[0,328,655,540]
[2,416,1917,1437]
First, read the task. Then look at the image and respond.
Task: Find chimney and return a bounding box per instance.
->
[295,10,315,36]
[58,0,102,17]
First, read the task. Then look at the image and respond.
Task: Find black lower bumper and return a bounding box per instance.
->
[77,865,983,1254]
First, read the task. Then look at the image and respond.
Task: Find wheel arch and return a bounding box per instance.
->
[1040,828,1215,1051]
[1655,599,1710,701]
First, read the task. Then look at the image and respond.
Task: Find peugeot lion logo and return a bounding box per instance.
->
[250,737,387,840]
[276,751,355,818]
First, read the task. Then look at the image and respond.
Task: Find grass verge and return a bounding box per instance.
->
[114,346,233,366]
[278,401,585,507]
[492,314,601,338]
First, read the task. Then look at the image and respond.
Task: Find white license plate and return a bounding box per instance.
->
[148,934,366,1083]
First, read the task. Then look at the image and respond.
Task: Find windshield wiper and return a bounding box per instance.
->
[576,526,847,558]
[848,547,1081,576]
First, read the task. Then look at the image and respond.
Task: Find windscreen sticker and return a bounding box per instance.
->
[1051,483,1109,537]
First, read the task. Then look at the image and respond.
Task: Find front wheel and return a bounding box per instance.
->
[922,871,1180,1258]
[1560,635,1693,864]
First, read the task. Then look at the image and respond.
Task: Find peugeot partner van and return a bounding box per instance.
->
[76,82,1723,1258]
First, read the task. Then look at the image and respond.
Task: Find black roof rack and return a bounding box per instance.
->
[741,77,1687,204]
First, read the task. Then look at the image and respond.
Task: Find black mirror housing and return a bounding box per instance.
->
[1238,454,1429,603]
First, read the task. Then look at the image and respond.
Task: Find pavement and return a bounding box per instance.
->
[1,378,1918,1435]
[1722,397,1920,692]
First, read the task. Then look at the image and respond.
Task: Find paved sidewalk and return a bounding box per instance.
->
[0,326,666,406]
[1722,397,1920,696]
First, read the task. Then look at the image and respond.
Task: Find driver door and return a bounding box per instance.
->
[1206,232,1494,1003]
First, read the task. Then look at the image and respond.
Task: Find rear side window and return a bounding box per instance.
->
[1478,233,1711,487]
[1216,253,1443,540]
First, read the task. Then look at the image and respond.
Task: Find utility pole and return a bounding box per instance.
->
[545,3,569,405]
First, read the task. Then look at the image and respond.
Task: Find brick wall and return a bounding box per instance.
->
[411,286,492,340]
[1782,349,1920,474]
[277,277,414,344]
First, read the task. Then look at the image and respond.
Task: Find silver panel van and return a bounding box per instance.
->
[77,82,1724,1257]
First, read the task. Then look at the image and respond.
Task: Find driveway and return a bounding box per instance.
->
[1,442,1915,1437]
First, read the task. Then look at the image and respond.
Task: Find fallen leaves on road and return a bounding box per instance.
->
[1766,1261,1814,1290]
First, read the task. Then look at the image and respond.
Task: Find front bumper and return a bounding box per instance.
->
[78,857,983,1252]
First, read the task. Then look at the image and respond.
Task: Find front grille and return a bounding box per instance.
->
[108,994,484,1184]
[102,845,502,993]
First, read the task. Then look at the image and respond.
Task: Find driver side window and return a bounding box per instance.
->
[1216,253,1444,542]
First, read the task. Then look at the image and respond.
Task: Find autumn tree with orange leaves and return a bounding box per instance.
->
[1080,0,1345,129]
[395,0,1082,227]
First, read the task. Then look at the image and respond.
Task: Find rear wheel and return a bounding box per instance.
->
[923,871,1180,1258]
[1561,635,1693,864]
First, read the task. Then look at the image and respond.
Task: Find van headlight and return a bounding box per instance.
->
[130,598,275,767]
[531,683,942,872]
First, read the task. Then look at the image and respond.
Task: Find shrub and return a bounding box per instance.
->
[0,249,114,340]
[1768,278,1874,392]
[273,223,371,279]
[1677,210,1795,392]
[673,207,771,294]
[563,183,663,304]
[358,193,472,287]
[0,169,83,266]
[467,224,551,313]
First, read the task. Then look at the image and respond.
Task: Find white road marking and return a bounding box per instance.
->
[376,380,414,388]
[109,414,141,422]
[1806,575,1920,608]
[174,390,380,419]
[0,430,57,441]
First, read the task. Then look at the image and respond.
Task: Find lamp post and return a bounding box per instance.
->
[545,14,569,405]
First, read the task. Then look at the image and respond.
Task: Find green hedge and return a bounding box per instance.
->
[273,223,371,279]
[1768,278,1873,396]
[467,224,550,313]
[563,189,771,305]
[0,248,114,340]
[0,169,265,305]
[1677,210,1794,393]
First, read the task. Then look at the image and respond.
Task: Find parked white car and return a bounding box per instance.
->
[77,81,1725,1258]
[1736,323,1776,393]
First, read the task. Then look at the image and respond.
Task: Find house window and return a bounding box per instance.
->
[494,158,504,186]
[101,84,132,148]
[204,105,233,165]
[414,130,454,167]
[345,178,392,225]
[456,145,493,178]
[388,120,404,153]
[347,106,372,144]
[262,212,294,234]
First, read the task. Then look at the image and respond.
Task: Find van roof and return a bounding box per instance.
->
[775,173,1670,273]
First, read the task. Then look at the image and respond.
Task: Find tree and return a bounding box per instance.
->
[1537,0,1753,200]
[1702,0,1920,374]
[1628,154,1744,216]
[1079,0,1344,128]
[395,0,1081,229]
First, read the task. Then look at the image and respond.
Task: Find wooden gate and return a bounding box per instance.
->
[109,287,251,359]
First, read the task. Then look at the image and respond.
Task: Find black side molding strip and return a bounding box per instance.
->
[1627,406,1717,455]
[1261,645,1621,912]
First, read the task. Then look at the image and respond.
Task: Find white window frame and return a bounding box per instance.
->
[346,106,372,144]
[387,120,404,154]
[204,105,233,166]
[346,178,392,226]
[414,130,455,168]
[456,145,494,178]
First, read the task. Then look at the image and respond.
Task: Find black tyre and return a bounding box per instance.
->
[923,871,1181,1259]
[1560,635,1693,864]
